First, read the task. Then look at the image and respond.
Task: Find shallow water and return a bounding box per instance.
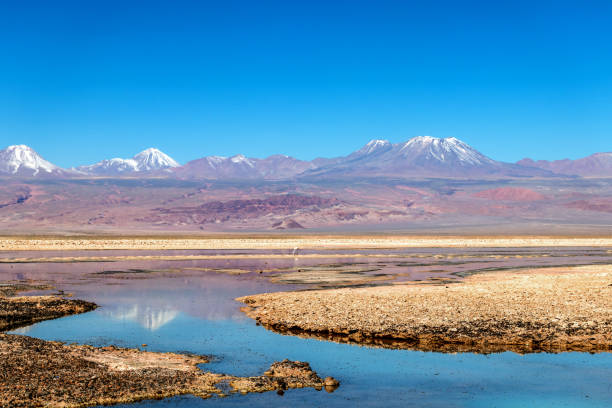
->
[4,248,612,407]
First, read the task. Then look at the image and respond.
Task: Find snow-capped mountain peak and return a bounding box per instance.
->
[230,154,255,167]
[399,136,493,165]
[77,148,180,175]
[404,135,437,144]
[133,148,180,171]
[203,156,227,169]
[357,139,392,155]
[0,145,59,175]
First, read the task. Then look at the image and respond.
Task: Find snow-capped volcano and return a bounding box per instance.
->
[301,136,551,178]
[133,148,180,171]
[77,148,179,175]
[0,145,60,176]
[396,136,496,166]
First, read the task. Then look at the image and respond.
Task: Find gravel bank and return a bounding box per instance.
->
[0,293,96,332]
[238,265,612,353]
[0,334,336,407]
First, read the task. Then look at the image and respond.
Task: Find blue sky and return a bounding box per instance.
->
[1,0,611,167]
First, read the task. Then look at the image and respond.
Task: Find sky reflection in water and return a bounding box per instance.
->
[6,252,612,408]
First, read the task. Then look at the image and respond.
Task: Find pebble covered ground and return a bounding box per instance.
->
[239,265,612,353]
[0,295,96,333]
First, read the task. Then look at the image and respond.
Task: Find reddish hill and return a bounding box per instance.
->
[473,187,547,201]
[272,219,305,229]
[140,194,340,226]
[565,199,612,213]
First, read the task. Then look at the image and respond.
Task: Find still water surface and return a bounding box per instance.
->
[5,248,612,407]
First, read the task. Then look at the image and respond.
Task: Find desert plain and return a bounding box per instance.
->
[2,234,612,251]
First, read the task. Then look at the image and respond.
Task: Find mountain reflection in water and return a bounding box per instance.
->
[103,305,179,331]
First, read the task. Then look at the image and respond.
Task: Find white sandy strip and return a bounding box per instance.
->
[1,236,612,251]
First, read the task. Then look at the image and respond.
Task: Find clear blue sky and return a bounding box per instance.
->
[1,0,611,167]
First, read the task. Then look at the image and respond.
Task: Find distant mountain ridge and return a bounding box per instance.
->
[1,138,610,179]
[300,136,552,178]
[75,148,180,175]
[173,154,316,180]
[518,152,612,177]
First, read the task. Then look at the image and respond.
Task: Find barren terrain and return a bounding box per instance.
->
[2,235,612,251]
[239,265,612,353]
[0,177,610,233]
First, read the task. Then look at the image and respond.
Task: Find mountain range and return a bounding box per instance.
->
[1,137,610,234]
[173,154,316,180]
[1,137,610,179]
[517,153,612,177]
[75,148,180,176]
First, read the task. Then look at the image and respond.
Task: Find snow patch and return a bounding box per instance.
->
[230,154,255,167]
[356,139,391,155]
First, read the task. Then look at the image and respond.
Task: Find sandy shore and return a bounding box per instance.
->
[1,235,612,251]
[238,265,612,353]
[0,284,338,407]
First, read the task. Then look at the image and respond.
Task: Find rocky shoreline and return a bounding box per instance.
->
[239,265,612,353]
[0,284,338,407]
[0,295,97,333]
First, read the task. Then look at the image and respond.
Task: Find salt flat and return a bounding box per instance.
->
[1,235,612,251]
